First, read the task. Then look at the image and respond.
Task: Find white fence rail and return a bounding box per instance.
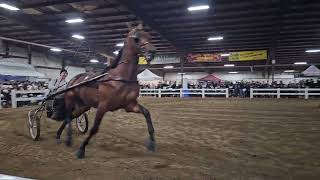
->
[1,88,320,109]
[140,88,229,98]
[250,88,320,99]
[11,90,50,108]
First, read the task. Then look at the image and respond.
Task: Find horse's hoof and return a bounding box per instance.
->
[146,139,156,152]
[56,138,61,144]
[65,139,73,147]
[76,149,85,159]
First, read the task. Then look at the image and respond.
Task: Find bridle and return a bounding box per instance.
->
[116,29,155,65]
[130,30,155,62]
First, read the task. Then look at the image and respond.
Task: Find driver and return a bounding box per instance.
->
[47,69,68,120]
[48,69,68,92]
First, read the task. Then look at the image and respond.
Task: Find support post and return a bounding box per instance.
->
[27,45,32,64]
[277,88,280,99]
[11,90,17,108]
[225,88,229,98]
[0,94,2,109]
[202,88,205,98]
[180,53,184,88]
[250,88,254,99]
[62,58,66,69]
[305,88,309,100]
[4,41,9,58]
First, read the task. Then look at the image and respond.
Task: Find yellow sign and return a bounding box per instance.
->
[138,57,147,65]
[229,50,267,61]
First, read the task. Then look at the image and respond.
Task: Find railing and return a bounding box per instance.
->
[250,88,320,99]
[11,90,50,108]
[1,88,320,109]
[140,88,229,98]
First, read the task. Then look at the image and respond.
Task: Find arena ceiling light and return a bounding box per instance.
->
[65,18,84,24]
[224,64,235,67]
[164,65,174,69]
[50,48,62,52]
[294,62,307,65]
[208,36,223,41]
[284,70,295,73]
[72,34,85,40]
[116,43,124,47]
[305,49,320,53]
[90,59,99,63]
[228,72,239,74]
[221,53,230,57]
[0,3,20,11]
[188,5,210,11]
[113,50,119,55]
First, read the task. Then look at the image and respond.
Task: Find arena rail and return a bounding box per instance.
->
[3,88,319,109]
[250,88,320,99]
[11,90,50,108]
[139,88,229,98]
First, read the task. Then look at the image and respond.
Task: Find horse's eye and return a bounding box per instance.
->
[134,38,139,43]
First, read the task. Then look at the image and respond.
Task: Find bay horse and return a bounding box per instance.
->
[56,23,156,159]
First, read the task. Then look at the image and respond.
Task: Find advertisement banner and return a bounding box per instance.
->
[187,53,221,62]
[139,55,181,65]
[229,50,267,61]
[138,57,148,65]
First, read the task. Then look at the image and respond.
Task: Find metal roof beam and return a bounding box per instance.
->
[116,0,182,52]
[0,10,114,59]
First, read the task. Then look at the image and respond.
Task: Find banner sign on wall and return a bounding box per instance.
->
[187,53,222,63]
[139,57,148,65]
[229,50,267,61]
[139,55,180,65]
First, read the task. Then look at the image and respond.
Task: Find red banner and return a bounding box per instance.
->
[187,53,221,63]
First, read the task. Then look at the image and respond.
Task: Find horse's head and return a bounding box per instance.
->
[126,23,156,64]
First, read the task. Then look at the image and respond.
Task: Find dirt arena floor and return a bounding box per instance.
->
[0,98,319,180]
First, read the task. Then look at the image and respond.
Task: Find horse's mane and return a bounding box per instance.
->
[104,48,123,72]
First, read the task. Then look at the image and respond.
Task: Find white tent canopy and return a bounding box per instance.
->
[302,65,320,76]
[0,58,45,77]
[138,69,162,81]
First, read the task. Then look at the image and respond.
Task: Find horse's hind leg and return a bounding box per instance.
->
[64,114,73,147]
[126,103,156,152]
[76,106,106,159]
[62,94,76,147]
[56,121,67,144]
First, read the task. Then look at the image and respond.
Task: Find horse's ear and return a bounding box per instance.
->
[137,23,143,30]
[127,22,134,30]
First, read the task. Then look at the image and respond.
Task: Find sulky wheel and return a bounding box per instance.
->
[75,113,89,134]
[27,109,41,141]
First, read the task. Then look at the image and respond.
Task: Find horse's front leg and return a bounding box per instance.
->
[126,103,156,152]
[76,106,107,159]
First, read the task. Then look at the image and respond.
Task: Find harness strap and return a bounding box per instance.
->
[97,77,138,84]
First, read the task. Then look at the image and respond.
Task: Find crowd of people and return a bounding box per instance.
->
[0,80,49,108]
[1,78,320,108]
[140,79,320,97]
